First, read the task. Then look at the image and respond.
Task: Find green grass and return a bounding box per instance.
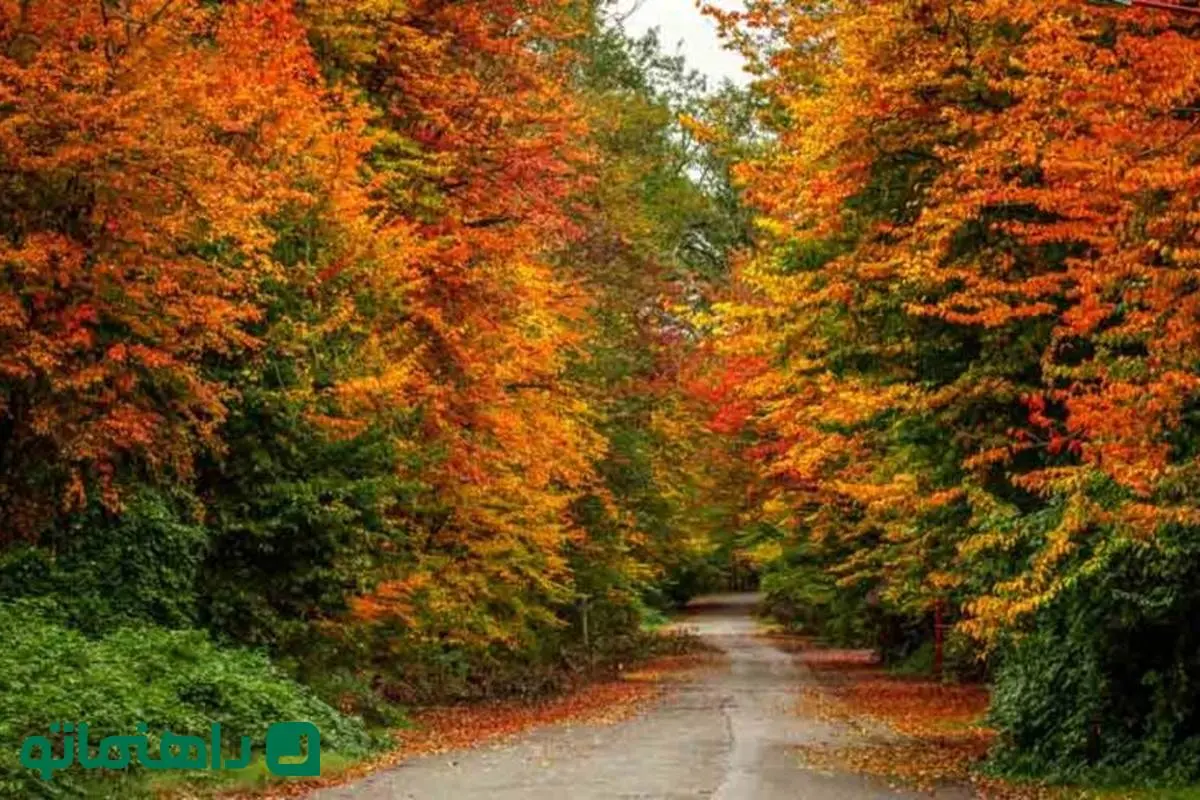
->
[146,750,363,797]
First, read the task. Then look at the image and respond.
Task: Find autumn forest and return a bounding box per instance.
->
[6,0,1200,796]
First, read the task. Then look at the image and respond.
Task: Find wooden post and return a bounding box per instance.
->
[579,593,592,670]
[933,598,945,679]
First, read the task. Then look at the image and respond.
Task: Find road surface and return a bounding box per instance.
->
[313,593,966,800]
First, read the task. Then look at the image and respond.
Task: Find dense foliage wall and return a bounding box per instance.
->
[14,0,1198,791]
[0,1,745,794]
[707,0,1200,783]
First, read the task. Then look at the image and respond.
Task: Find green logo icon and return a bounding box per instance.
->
[265,721,321,778]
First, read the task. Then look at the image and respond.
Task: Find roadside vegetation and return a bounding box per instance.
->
[0,1,745,795]
[8,0,1200,796]
[710,0,1200,794]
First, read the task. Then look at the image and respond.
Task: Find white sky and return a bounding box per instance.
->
[617,0,751,89]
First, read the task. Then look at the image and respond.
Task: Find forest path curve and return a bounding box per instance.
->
[312,593,969,800]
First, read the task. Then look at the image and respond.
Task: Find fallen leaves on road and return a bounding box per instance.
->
[788,644,1058,799]
[795,647,881,666]
[390,674,664,757]
[209,652,719,800]
[621,652,724,683]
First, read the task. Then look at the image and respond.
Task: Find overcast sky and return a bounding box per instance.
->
[617,0,751,89]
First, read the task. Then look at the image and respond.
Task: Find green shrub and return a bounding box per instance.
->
[988,529,1200,786]
[0,602,377,798]
[196,382,414,654]
[0,490,207,635]
[761,553,879,647]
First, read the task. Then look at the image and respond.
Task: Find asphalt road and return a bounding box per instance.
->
[313,593,969,800]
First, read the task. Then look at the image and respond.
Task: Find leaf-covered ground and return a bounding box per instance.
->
[786,642,1058,799]
[204,653,720,800]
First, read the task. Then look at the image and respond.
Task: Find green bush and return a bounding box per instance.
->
[196,380,415,654]
[0,490,207,635]
[988,529,1200,786]
[760,548,880,647]
[0,602,377,798]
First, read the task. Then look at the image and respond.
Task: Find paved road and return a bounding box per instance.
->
[314,593,967,800]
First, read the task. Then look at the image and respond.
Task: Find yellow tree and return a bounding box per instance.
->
[711,0,1200,644]
[305,0,607,648]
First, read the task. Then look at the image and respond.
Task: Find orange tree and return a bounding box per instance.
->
[712,0,1200,778]
[0,0,744,717]
[269,0,751,699]
[290,0,611,694]
[0,0,367,538]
